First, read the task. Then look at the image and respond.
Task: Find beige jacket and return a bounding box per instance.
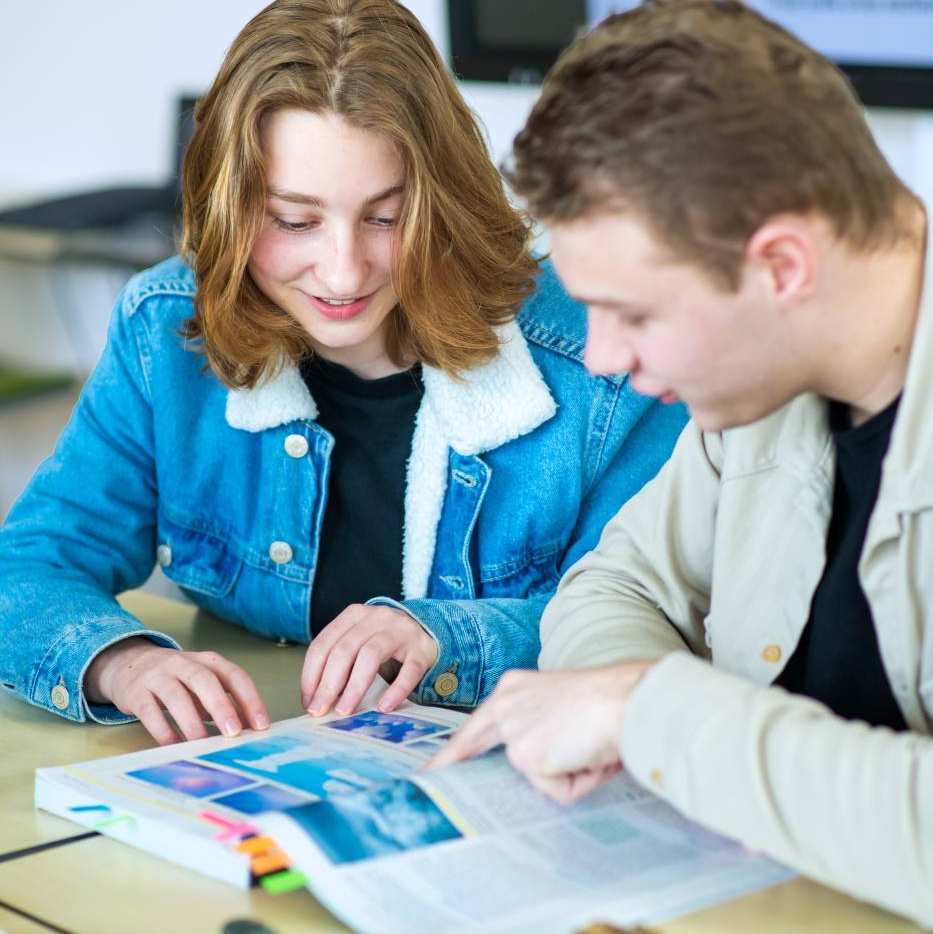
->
[540,238,933,927]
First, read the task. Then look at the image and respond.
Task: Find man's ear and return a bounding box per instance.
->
[744,217,817,305]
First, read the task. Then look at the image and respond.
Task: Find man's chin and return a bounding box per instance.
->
[691,402,776,433]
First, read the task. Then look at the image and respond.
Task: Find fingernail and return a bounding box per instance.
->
[335,706,350,716]
[254,713,269,730]
[223,718,241,737]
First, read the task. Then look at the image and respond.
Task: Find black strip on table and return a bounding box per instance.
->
[0,896,78,934]
[0,831,99,865]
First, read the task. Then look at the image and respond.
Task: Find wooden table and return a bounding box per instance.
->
[0,592,920,934]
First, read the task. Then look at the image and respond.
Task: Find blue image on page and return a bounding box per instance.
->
[212,783,309,815]
[198,733,410,799]
[127,760,255,798]
[325,711,450,744]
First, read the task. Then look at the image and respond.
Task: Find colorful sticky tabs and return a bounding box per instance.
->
[235,835,278,856]
[259,869,308,895]
[69,804,111,813]
[199,810,259,841]
[251,851,291,876]
[93,814,136,831]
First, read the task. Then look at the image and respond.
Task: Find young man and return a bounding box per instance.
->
[432,1,932,925]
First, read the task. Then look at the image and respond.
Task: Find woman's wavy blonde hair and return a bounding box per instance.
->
[181,0,538,389]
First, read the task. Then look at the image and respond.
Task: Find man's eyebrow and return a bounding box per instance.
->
[267,184,404,207]
[570,294,640,310]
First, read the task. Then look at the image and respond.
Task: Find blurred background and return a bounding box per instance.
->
[1,0,932,525]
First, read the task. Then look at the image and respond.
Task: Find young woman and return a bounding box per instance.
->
[0,0,686,746]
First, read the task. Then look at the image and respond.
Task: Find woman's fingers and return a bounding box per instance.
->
[377,656,429,712]
[151,675,212,742]
[176,661,243,737]
[300,606,366,708]
[132,691,182,746]
[333,635,399,715]
[197,651,270,731]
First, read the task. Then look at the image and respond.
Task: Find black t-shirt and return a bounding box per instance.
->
[299,356,423,636]
[775,395,907,730]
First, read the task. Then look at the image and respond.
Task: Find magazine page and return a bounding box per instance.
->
[261,753,793,934]
[35,695,466,886]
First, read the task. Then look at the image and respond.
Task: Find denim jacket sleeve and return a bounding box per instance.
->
[0,289,181,724]
[371,392,688,707]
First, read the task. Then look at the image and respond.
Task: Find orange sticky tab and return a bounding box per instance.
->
[251,850,292,876]
[236,835,277,856]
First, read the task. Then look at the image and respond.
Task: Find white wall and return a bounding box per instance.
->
[2,1,929,206]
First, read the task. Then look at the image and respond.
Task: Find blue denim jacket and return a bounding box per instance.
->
[0,256,687,725]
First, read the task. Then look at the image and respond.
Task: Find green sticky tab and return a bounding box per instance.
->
[259,869,308,895]
[93,814,136,831]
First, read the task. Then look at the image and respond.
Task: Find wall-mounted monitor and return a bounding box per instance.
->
[448,0,933,110]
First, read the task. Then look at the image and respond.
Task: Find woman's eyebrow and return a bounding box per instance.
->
[268,184,404,207]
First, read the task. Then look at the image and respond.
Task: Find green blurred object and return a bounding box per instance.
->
[0,365,75,404]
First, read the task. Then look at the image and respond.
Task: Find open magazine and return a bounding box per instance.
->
[35,696,792,931]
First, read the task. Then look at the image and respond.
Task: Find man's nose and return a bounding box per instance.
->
[584,311,636,376]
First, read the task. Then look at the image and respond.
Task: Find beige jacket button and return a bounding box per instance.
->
[284,434,309,458]
[51,680,70,710]
[156,544,172,567]
[762,644,782,664]
[269,541,294,564]
[434,672,459,697]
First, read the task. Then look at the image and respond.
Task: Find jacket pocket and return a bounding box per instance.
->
[155,512,242,598]
[477,543,562,598]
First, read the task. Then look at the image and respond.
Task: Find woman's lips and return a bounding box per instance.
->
[305,291,375,321]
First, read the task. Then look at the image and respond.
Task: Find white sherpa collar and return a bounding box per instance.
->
[225,320,555,452]
[225,320,557,599]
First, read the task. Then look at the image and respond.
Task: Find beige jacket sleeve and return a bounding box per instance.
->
[623,655,933,928]
[539,421,933,928]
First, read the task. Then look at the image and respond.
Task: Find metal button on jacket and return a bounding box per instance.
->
[762,644,782,664]
[284,434,309,459]
[434,671,459,698]
[51,679,70,710]
[156,544,172,568]
[269,541,294,565]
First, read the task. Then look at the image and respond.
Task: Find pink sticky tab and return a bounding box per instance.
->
[198,810,259,841]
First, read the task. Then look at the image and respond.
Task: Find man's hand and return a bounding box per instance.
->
[84,637,270,746]
[427,662,655,804]
[300,604,438,717]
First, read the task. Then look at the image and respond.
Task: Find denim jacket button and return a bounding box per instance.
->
[269,541,294,564]
[284,434,309,458]
[51,680,70,710]
[156,544,172,568]
[434,672,458,698]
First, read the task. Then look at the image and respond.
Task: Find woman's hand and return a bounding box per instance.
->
[300,604,438,717]
[84,637,270,745]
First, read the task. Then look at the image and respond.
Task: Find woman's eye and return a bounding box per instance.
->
[368,216,397,228]
[272,217,316,233]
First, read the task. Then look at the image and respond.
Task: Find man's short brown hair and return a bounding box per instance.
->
[507,0,916,288]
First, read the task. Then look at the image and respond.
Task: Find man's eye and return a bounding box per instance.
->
[272,217,316,233]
